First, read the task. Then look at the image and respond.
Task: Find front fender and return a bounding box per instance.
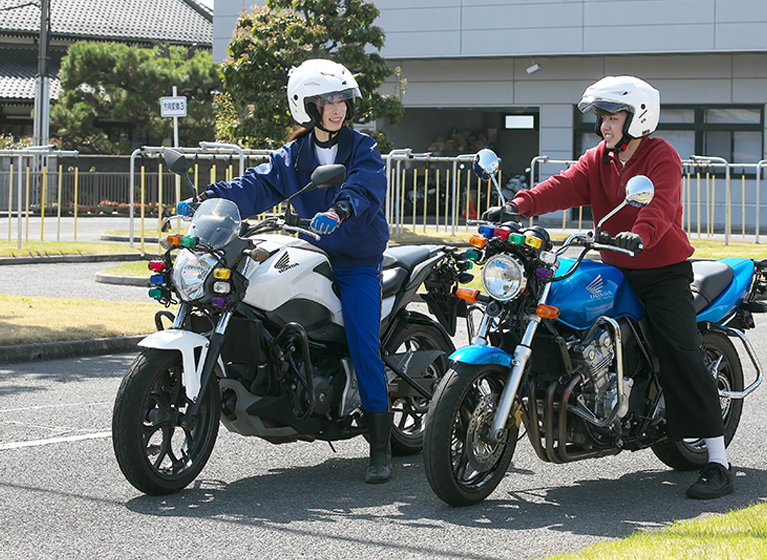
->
[138,329,224,402]
[449,344,513,368]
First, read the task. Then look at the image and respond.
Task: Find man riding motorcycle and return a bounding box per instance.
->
[484,75,733,499]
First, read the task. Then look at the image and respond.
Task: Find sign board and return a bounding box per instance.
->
[160,96,187,118]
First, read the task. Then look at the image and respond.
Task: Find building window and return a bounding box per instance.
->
[574,105,764,167]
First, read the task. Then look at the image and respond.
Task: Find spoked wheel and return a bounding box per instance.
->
[651,331,744,470]
[383,323,452,456]
[423,363,518,506]
[112,349,220,495]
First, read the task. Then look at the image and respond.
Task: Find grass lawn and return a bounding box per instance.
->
[0,293,169,346]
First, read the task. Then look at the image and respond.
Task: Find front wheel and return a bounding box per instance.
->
[112,349,221,495]
[651,331,744,470]
[423,363,518,506]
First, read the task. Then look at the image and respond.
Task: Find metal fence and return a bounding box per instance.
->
[3,145,767,247]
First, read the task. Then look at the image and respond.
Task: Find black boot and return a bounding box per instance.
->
[364,411,393,484]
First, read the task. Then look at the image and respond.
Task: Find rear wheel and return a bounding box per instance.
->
[383,323,452,456]
[651,331,743,470]
[423,363,518,506]
[112,349,220,495]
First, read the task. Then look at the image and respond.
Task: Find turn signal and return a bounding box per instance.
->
[166,234,182,246]
[213,268,231,280]
[469,235,487,249]
[148,260,165,272]
[456,287,480,303]
[536,304,560,319]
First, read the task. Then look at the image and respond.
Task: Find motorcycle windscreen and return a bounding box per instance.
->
[547,258,644,330]
[186,198,241,247]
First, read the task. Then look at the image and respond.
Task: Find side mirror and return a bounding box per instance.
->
[163,149,190,175]
[472,149,500,180]
[311,164,346,188]
[625,175,654,208]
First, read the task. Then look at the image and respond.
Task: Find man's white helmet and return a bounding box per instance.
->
[287,59,361,128]
[578,75,660,139]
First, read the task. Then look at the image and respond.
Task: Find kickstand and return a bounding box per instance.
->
[327,441,337,453]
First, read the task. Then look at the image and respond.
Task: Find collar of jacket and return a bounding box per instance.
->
[295,126,354,174]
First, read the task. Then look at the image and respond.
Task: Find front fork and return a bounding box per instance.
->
[487,283,552,442]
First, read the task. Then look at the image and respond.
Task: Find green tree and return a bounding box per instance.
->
[217,0,404,151]
[51,42,220,154]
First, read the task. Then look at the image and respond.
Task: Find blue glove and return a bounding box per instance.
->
[310,209,341,235]
[177,198,195,216]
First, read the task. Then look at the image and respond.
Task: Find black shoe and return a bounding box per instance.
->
[364,411,393,484]
[686,462,734,499]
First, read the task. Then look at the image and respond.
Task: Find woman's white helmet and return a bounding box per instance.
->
[578,75,660,139]
[287,59,361,129]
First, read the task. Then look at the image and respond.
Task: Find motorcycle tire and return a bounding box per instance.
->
[651,331,744,471]
[112,348,221,495]
[383,322,452,456]
[423,363,518,506]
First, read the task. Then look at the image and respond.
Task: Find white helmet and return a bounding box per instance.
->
[287,59,361,129]
[577,75,660,139]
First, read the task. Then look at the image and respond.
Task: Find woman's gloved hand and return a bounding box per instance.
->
[176,198,196,216]
[310,209,341,235]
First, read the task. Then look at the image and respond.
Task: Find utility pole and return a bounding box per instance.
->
[32,0,51,147]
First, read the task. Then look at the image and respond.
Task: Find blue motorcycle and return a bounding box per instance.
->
[422,150,766,506]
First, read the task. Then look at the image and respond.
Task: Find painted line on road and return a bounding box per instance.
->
[0,431,112,450]
[0,401,110,413]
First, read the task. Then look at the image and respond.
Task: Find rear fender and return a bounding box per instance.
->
[138,330,225,402]
[449,344,513,368]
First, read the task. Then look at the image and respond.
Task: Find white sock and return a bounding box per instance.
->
[705,436,729,468]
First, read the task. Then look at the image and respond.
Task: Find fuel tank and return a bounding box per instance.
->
[547,257,644,330]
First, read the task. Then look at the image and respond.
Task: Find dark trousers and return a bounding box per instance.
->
[619,261,724,441]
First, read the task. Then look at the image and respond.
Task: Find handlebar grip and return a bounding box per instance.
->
[297,217,311,228]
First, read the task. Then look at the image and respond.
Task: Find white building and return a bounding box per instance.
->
[214,0,767,228]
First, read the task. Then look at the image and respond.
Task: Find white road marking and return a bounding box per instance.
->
[0,431,112,450]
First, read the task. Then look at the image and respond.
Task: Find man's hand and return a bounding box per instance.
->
[481,201,521,223]
[310,209,341,235]
[614,231,643,253]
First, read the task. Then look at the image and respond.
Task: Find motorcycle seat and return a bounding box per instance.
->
[690,260,734,313]
[382,245,433,272]
[381,267,408,299]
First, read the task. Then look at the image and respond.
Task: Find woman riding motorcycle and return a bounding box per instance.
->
[178,59,393,484]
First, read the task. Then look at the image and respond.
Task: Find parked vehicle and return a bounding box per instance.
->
[422,149,766,506]
[112,150,473,495]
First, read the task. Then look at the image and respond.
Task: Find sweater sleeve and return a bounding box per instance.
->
[512,148,598,217]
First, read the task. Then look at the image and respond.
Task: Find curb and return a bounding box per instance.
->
[0,253,153,266]
[0,335,145,366]
[95,272,150,287]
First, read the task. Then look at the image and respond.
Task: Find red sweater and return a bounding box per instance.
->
[512,137,693,270]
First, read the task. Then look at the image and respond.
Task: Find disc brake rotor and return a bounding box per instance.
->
[465,393,504,471]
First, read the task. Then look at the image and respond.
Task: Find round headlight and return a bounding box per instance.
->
[481,255,526,301]
[171,249,218,302]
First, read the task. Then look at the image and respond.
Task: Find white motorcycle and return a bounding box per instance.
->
[112,150,473,495]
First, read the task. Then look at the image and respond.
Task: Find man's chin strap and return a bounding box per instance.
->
[602,135,631,164]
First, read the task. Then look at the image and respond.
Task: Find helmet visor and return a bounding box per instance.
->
[312,89,357,108]
[578,97,632,115]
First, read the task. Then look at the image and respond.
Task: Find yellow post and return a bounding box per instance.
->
[7,162,12,242]
[57,164,62,241]
[194,161,199,195]
[435,169,441,232]
[140,165,146,254]
[399,169,406,232]
[710,173,716,237]
[696,171,700,237]
[742,171,746,237]
[578,206,583,230]
[423,168,429,233]
[158,163,163,253]
[445,168,450,233]
[74,167,79,240]
[466,166,471,230]
[40,164,47,241]
[705,172,711,237]
[25,165,30,243]
[412,167,417,230]
[686,169,691,235]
